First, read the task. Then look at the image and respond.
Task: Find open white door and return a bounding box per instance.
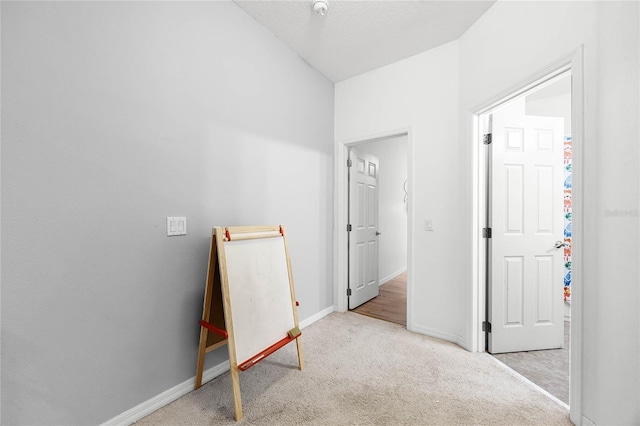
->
[489,100,565,354]
[348,147,380,309]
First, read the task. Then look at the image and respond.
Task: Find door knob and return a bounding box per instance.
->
[554,240,568,249]
[376,231,382,236]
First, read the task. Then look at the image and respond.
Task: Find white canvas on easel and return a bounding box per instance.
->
[224,237,296,365]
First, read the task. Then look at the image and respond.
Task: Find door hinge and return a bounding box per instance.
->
[483,228,492,238]
[483,133,492,145]
[347,224,352,232]
[482,321,492,333]
[347,159,352,167]
[347,288,352,296]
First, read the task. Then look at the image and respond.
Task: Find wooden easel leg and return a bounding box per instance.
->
[230,366,243,421]
[196,232,217,390]
[296,337,304,371]
[195,326,208,389]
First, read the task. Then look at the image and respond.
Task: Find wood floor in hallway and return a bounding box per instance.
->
[352,272,406,326]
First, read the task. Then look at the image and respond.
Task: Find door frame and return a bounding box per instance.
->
[334,128,414,327]
[471,47,584,423]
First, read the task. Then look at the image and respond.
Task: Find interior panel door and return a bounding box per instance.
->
[348,147,380,309]
[489,100,565,354]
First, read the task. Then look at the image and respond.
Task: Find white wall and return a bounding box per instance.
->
[337,1,639,424]
[526,93,572,136]
[358,135,408,283]
[336,42,463,343]
[586,2,639,423]
[1,2,334,424]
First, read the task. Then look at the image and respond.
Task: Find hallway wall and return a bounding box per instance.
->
[336,42,463,343]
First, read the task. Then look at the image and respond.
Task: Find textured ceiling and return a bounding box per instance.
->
[234,0,496,82]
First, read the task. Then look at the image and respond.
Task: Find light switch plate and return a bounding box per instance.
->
[425,218,434,231]
[167,217,187,236]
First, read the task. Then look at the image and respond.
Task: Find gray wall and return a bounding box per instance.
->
[1,2,334,424]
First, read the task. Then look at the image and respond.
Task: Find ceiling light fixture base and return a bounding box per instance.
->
[312,0,328,16]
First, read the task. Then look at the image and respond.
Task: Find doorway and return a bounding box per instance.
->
[348,135,408,325]
[472,51,584,421]
[482,72,572,404]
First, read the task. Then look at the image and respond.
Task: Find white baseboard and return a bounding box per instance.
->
[101,305,334,426]
[455,335,469,351]
[300,305,334,329]
[101,361,230,426]
[409,323,464,348]
[378,267,407,286]
[489,355,569,411]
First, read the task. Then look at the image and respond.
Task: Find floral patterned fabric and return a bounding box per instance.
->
[564,136,572,302]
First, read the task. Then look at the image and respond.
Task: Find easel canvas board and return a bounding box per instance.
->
[225,237,295,365]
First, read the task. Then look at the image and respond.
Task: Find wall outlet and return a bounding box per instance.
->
[167,217,187,236]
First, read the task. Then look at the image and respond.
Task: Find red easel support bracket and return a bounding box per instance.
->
[199,320,228,339]
[237,333,301,371]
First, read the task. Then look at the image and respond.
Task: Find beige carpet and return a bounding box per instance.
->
[138,312,571,425]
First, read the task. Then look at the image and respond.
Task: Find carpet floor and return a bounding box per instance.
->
[138,312,571,425]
